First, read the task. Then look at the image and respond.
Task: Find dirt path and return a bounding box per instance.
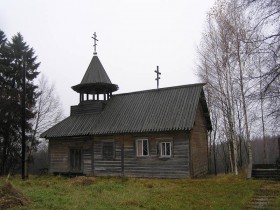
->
[246,181,280,209]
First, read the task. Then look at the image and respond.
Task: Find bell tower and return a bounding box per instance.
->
[70,33,118,115]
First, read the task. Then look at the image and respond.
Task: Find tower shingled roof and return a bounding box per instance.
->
[81,56,112,84]
[72,55,118,94]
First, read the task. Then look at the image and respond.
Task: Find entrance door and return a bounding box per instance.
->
[70,149,82,172]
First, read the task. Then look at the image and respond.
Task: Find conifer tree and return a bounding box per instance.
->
[0,30,40,175]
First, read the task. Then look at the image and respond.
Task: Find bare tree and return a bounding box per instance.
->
[243,0,280,133]
[32,75,64,141]
[27,75,64,174]
[197,1,240,175]
[227,0,254,178]
[196,0,265,177]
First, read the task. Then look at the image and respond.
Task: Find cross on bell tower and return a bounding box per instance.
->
[155,66,161,89]
[92,32,98,55]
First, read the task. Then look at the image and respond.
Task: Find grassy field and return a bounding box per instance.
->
[0,173,279,210]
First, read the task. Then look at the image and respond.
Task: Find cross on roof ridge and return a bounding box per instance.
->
[155,66,161,89]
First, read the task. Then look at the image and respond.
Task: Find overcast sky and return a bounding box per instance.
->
[1,0,215,115]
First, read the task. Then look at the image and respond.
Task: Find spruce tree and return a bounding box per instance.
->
[0,31,40,175]
[0,30,11,175]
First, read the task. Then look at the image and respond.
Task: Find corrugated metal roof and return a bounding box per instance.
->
[41,83,211,138]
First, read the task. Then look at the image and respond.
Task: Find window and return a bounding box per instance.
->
[103,142,114,160]
[70,149,81,172]
[136,139,149,157]
[160,142,172,157]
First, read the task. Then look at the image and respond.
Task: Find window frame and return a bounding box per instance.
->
[160,141,172,158]
[102,141,115,160]
[136,138,149,157]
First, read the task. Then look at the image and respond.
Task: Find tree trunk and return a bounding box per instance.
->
[1,132,9,175]
[278,137,280,158]
[208,131,212,174]
[236,44,252,178]
[259,67,267,164]
[213,136,217,175]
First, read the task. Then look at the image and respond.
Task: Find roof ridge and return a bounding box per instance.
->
[114,83,206,96]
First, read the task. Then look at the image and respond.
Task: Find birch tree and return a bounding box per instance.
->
[197,1,239,175]
[244,0,279,133]
[197,0,261,176]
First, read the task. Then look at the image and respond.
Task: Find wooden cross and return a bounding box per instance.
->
[92,32,98,55]
[155,66,161,89]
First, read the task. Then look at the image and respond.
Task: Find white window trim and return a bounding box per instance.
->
[160,141,172,158]
[136,138,149,157]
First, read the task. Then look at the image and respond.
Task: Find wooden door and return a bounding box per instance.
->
[70,149,82,172]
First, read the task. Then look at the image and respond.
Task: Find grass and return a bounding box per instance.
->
[0,173,274,210]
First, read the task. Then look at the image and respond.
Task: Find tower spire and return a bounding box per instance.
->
[92,32,98,55]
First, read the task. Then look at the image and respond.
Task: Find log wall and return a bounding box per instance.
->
[122,133,190,178]
[190,102,208,177]
[48,137,93,175]
[93,136,122,176]
[49,132,190,178]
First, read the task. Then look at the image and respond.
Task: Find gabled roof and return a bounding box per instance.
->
[41,83,212,138]
[72,56,118,94]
